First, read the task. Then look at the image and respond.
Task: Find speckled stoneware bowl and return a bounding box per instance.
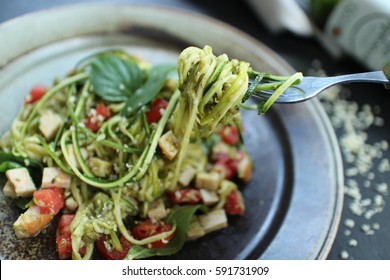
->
[0,4,343,259]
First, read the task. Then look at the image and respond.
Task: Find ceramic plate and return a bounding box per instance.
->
[0,4,343,260]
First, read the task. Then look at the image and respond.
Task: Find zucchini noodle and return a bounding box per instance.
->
[170,46,249,189]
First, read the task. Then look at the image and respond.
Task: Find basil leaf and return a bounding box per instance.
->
[0,151,43,186]
[75,50,138,70]
[125,205,206,259]
[15,197,33,210]
[0,152,43,171]
[0,161,23,172]
[89,54,143,102]
[121,65,176,117]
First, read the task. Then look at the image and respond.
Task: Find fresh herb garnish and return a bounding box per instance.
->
[89,54,143,102]
[121,65,176,117]
[0,152,43,173]
[124,205,207,259]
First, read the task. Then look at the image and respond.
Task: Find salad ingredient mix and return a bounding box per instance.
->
[0,46,301,259]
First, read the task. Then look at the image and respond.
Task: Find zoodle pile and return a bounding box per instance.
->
[0,46,301,259]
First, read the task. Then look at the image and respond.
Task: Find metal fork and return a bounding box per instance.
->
[252,65,390,103]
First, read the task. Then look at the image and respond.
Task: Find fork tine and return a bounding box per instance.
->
[252,85,308,103]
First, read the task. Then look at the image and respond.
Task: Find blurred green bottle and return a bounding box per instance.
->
[310,0,341,28]
[308,0,390,70]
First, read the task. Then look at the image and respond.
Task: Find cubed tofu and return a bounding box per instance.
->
[5,168,36,197]
[39,110,62,141]
[88,157,113,178]
[178,165,196,187]
[3,180,17,198]
[237,155,252,183]
[198,209,228,234]
[199,189,219,206]
[195,172,221,191]
[147,199,167,220]
[158,130,179,160]
[187,218,205,241]
[13,205,53,238]
[66,144,89,169]
[41,167,71,189]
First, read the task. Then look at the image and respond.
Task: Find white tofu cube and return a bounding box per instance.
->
[13,205,53,238]
[5,168,36,197]
[178,165,196,187]
[88,157,112,178]
[158,130,179,160]
[200,189,219,206]
[187,218,205,240]
[237,155,252,183]
[3,180,17,198]
[198,209,228,234]
[41,167,71,189]
[147,199,167,220]
[39,110,62,141]
[195,172,221,191]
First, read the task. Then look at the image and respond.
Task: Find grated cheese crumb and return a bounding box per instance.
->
[340,250,349,260]
[344,219,355,229]
[348,239,358,247]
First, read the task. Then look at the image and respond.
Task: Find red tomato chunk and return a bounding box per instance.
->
[57,214,75,236]
[219,125,239,146]
[85,102,111,132]
[212,151,242,180]
[56,214,86,260]
[224,190,245,216]
[56,233,73,260]
[146,98,168,124]
[33,187,64,215]
[168,188,202,205]
[132,219,175,249]
[96,233,132,260]
[25,85,46,104]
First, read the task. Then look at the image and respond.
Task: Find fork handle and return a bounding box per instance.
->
[331,69,389,86]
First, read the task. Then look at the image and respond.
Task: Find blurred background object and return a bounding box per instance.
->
[246,0,390,71]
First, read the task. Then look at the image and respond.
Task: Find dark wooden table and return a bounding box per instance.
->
[1,0,389,260]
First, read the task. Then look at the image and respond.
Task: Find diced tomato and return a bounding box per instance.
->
[85,116,100,133]
[25,84,46,104]
[218,125,239,146]
[213,161,235,180]
[57,214,75,236]
[132,219,175,249]
[56,233,73,260]
[96,102,111,118]
[212,153,237,180]
[85,102,111,132]
[33,187,64,215]
[96,233,132,260]
[212,149,247,180]
[224,190,245,215]
[56,214,86,260]
[56,232,87,260]
[145,98,168,124]
[168,188,202,205]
